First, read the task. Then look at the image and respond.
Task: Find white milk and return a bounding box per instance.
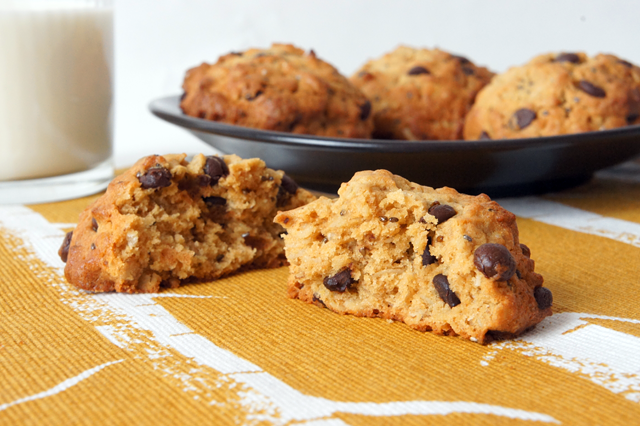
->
[0,1,113,181]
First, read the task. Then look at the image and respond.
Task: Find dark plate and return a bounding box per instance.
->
[150,95,640,197]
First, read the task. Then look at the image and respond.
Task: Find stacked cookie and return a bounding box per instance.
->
[464,52,640,140]
[181,44,640,141]
[349,46,494,140]
[181,44,374,139]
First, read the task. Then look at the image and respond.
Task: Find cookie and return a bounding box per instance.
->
[274,170,550,343]
[61,153,316,293]
[464,52,640,140]
[181,43,374,138]
[350,46,494,140]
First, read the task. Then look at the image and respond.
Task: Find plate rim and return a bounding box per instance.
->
[149,94,640,153]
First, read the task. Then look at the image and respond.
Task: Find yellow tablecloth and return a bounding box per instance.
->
[2,163,640,425]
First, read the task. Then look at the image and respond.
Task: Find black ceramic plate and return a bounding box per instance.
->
[150,95,640,197]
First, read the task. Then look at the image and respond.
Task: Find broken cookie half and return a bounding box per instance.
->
[274,170,551,344]
[61,153,315,293]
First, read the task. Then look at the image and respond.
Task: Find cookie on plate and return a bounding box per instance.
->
[464,52,640,140]
[274,170,551,343]
[181,43,374,138]
[350,46,494,140]
[60,153,316,293]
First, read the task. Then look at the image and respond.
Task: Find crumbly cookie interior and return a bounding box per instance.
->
[276,170,548,343]
[115,181,252,291]
[64,153,314,293]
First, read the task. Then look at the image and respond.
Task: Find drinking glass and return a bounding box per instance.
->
[0,0,114,204]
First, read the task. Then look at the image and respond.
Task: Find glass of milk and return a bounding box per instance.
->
[0,0,114,204]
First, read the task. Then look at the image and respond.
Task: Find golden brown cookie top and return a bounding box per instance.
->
[463,52,640,140]
[181,43,374,138]
[350,46,494,140]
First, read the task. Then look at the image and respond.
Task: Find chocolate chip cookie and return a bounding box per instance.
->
[464,52,640,140]
[350,46,494,140]
[275,170,550,343]
[61,153,316,293]
[181,43,374,138]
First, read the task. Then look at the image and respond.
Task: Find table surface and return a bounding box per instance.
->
[2,162,640,426]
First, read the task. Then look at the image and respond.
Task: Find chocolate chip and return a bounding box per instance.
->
[463,235,473,242]
[422,238,437,266]
[312,295,327,308]
[453,55,470,65]
[578,80,606,98]
[90,243,96,250]
[203,156,229,185]
[180,92,187,101]
[230,51,243,56]
[474,243,516,281]
[276,175,298,207]
[627,114,639,124]
[485,330,516,342]
[287,113,303,131]
[245,90,263,101]
[360,100,372,120]
[216,254,225,262]
[389,217,399,223]
[138,167,172,189]
[479,131,491,140]
[203,196,226,206]
[462,67,474,76]
[244,235,267,250]
[619,59,633,68]
[432,274,460,307]
[91,218,98,232]
[58,231,73,263]
[512,108,537,130]
[277,175,298,207]
[379,216,388,222]
[197,174,212,187]
[534,287,553,310]
[428,204,457,224]
[408,66,430,75]
[323,268,355,292]
[462,67,476,75]
[554,53,581,64]
[520,244,531,258]
[516,269,522,279]
[280,174,298,194]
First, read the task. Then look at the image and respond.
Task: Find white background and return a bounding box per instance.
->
[113,0,640,167]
